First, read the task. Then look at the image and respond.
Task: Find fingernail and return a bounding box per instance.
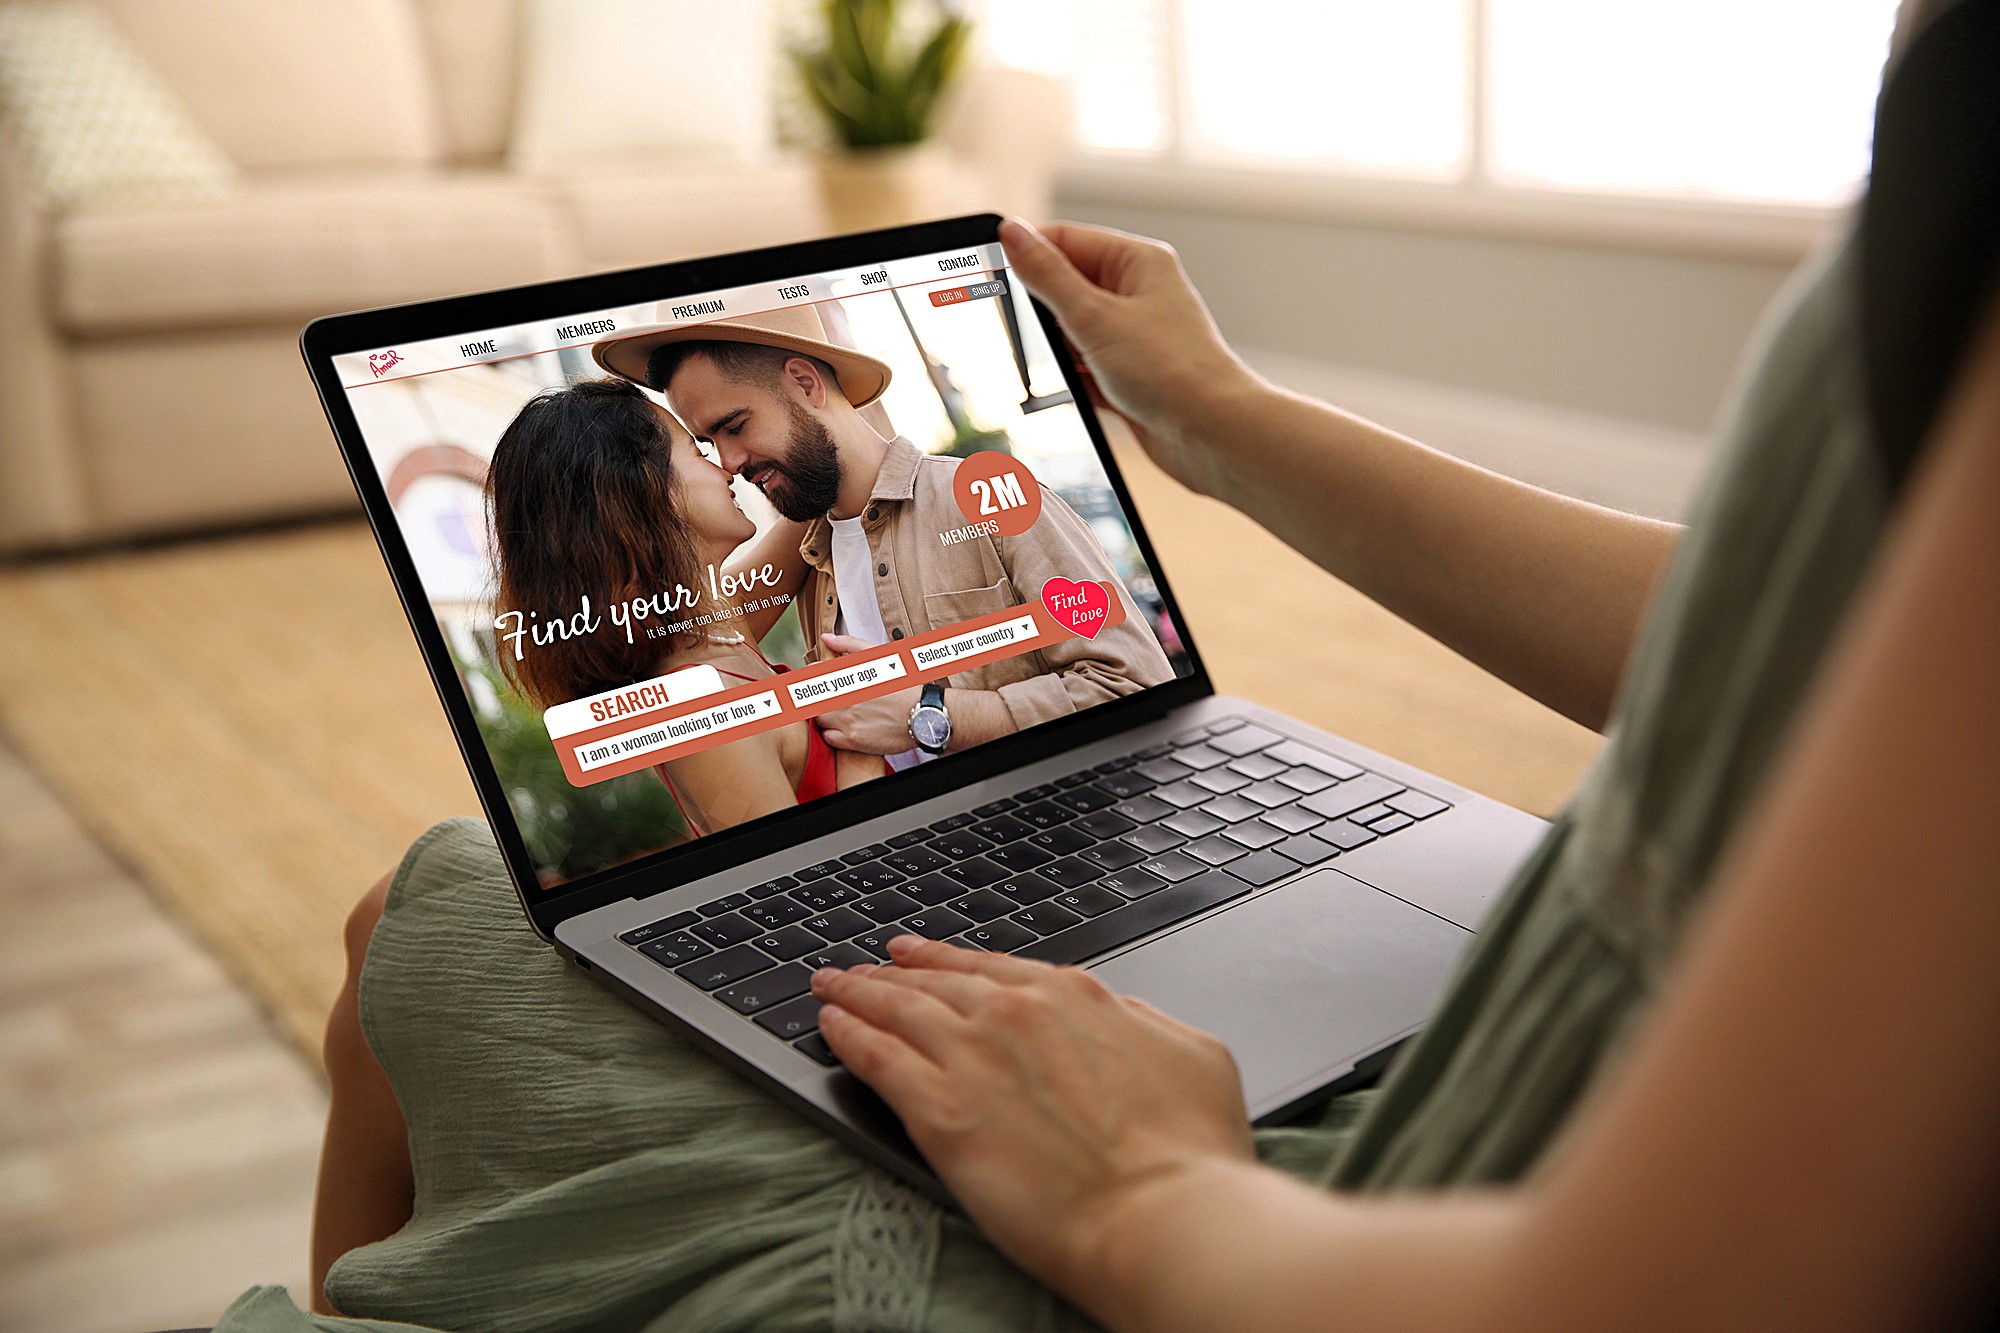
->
[1000,217,1042,249]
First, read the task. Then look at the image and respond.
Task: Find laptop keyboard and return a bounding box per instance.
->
[616,718,1452,1068]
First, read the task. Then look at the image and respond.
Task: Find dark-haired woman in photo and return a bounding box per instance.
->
[486,377,886,836]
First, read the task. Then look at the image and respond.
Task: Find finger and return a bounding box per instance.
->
[819,633,870,656]
[886,932,1061,984]
[1000,217,1110,336]
[1037,220,1173,293]
[851,960,999,1016]
[812,965,970,1062]
[817,1004,948,1108]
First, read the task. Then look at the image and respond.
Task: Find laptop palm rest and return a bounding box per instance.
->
[1091,869,1474,1119]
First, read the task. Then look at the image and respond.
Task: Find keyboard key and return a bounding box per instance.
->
[945,889,1014,922]
[1221,819,1288,850]
[1014,782,1059,802]
[1171,744,1229,770]
[1349,803,1395,824]
[973,798,1018,817]
[754,993,823,1039]
[929,812,977,834]
[1225,850,1298,886]
[794,1032,840,1066]
[1134,742,1174,760]
[855,888,921,922]
[698,892,751,917]
[1174,725,1213,744]
[1241,780,1296,809]
[793,880,863,911]
[1054,786,1117,813]
[885,846,950,877]
[1206,716,1246,733]
[1017,870,1251,966]
[755,925,827,960]
[1276,765,1336,793]
[746,897,813,929]
[1096,771,1156,799]
[1229,752,1290,781]
[1161,809,1225,839]
[966,918,1039,952]
[993,873,1060,906]
[969,814,1035,844]
[1207,723,1281,756]
[1038,856,1106,889]
[803,907,872,941]
[1138,850,1206,883]
[1300,775,1407,821]
[1073,810,1137,840]
[1097,867,1168,899]
[989,841,1055,872]
[1267,741,1365,780]
[1151,780,1211,809]
[1263,804,1324,834]
[1013,801,1075,830]
[853,926,914,958]
[748,878,795,899]
[1010,902,1084,936]
[1056,771,1096,788]
[835,864,907,893]
[1388,790,1451,819]
[717,963,812,1014]
[639,931,713,966]
[1029,825,1095,857]
[1316,819,1380,850]
[887,829,932,849]
[843,843,892,865]
[930,829,996,860]
[1198,794,1263,823]
[1113,795,1175,823]
[1123,824,1185,855]
[901,907,974,939]
[1184,834,1247,866]
[1369,812,1416,834]
[1135,757,1192,783]
[1079,841,1145,872]
[1056,884,1124,917]
[900,873,963,906]
[799,941,873,971]
[1095,755,1139,773]
[1275,834,1339,865]
[691,913,761,948]
[1190,768,1249,795]
[677,944,776,990]
[802,859,846,880]
[943,856,1009,889]
[619,911,700,946]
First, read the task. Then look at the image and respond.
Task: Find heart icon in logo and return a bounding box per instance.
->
[1041,577,1109,640]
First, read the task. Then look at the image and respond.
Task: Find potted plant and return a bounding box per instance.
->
[792,0,972,232]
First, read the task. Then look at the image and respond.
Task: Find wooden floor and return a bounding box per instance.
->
[0,743,324,1333]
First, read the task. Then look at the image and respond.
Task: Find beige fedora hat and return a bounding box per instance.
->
[590,303,893,408]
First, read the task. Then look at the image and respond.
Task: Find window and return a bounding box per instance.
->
[983,0,1903,209]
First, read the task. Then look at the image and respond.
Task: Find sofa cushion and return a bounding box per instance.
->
[56,173,575,334]
[97,0,442,171]
[551,157,828,273]
[411,0,520,166]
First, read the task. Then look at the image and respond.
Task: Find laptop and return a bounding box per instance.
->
[301,213,1545,1202]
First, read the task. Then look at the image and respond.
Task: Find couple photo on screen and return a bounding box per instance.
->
[484,303,1174,841]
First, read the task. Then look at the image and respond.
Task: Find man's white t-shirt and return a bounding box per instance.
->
[829,515,924,771]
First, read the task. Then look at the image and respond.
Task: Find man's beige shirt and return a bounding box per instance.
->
[796,437,1174,730]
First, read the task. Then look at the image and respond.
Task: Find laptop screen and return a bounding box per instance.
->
[325,230,1197,891]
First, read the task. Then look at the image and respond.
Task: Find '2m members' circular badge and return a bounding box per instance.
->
[950,450,1043,538]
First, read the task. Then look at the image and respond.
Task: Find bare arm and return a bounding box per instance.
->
[810,300,2000,1330]
[1000,219,1679,731]
[660,728,801,833]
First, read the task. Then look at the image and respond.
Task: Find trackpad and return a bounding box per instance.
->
[1091,869,1473,1115]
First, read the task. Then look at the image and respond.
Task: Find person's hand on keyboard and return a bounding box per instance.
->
[809,934,1253,1302]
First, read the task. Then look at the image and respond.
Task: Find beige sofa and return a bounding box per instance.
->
[0,0,1069,554]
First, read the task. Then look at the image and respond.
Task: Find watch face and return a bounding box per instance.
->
[911,707,951,750]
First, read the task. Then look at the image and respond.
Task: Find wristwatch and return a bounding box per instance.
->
[908,682,951,755]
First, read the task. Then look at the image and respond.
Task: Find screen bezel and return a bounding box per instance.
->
[301,213,1215,939]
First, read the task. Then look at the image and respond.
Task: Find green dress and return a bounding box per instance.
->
[215,226,1891,1332]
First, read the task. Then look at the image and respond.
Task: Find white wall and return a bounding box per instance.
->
[1052,198,1817,435]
